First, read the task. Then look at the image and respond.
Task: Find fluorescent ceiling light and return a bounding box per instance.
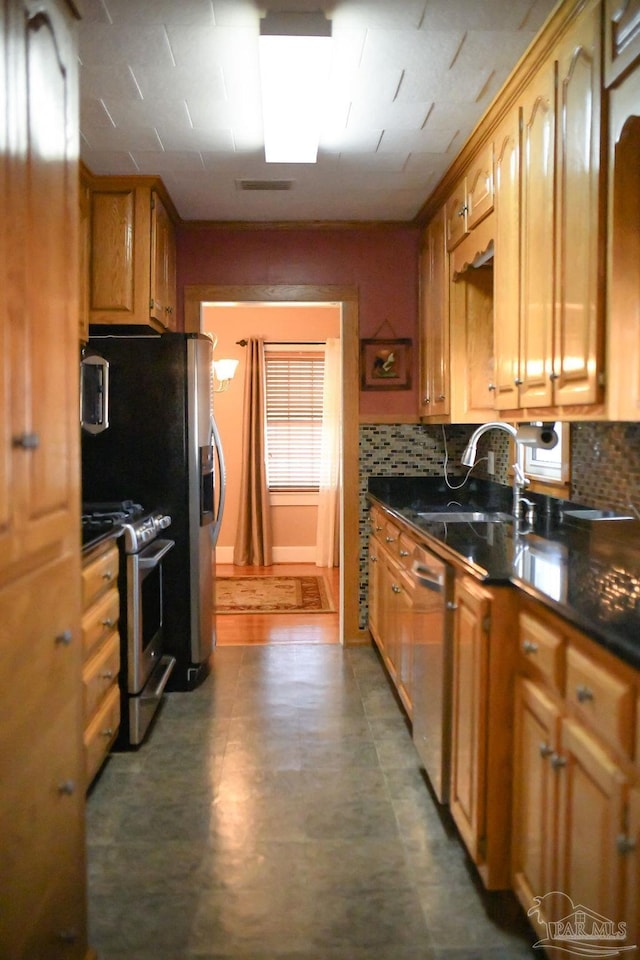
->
[259,11,332,164]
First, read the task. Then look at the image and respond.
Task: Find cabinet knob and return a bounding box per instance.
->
[391,584,402,594]
[57,930,79,944]
[370,555,377,563]
[576,684,594,703]
[437,394,445,401]
[457,204,468,217]
[385,535,396,543]
[399,549,410,557]
[522,639,538,655]
[54,629,72,646]
[549,371,559,381]
[423,397,431,404]
[102,570,114,581]
[539,742,554,758]
[550,753,567,770]
[446,601,458,611]
[488,383,496,391]
[101,618,114,628]
[514,378,523,386]
[101,670,114,680]
[12,432,40,450]
[57,780,76,795]
[101,727,114,738]
[617,834,637,855]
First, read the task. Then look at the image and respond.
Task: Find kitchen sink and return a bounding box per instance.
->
[417,510,513,523]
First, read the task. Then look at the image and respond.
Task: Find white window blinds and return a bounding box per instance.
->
[264,349,325,490]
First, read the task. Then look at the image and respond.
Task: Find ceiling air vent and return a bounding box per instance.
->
[236,179,294,191]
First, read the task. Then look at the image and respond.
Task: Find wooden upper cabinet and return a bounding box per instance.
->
[419,208,449,420]
[493,109,521,411]
[552,0,604,408]
[150,191,177,331]
[519,59,556,409]
[604,0,640,86]
[78,170,91,342]
[466,140,495,230]
[445,177,469,251]
[606,54,640,418]
[88,179,177,331]
[1,0,81,583]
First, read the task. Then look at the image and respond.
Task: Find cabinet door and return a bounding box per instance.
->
[368,536,382,644]
[449,251,495,422]
[606,67,640,419]
[450,576,491,863]
[78,173,90,342]
[553,0,603,407]
[512,678,561,914]
[493,109,521,410]
[622,786,639,952]
[1,0,80,584]
[519,60,556,409]
[555,717,627,923]
[466,140,494,230]
[150,190,176,330]
[445,177,469,251]
[419,210,449,419]
[604,0,640,87]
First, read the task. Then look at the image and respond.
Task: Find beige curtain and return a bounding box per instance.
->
[315,338,342,567]
[233,338,273,566]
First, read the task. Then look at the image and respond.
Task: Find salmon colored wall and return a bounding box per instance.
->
[203,303,340,561]
[177,224,421,417]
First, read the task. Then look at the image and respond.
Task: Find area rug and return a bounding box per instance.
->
[216,575,334,614]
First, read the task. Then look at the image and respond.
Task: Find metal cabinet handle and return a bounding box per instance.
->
[576,685,594,703]
[446,601,458,611]
[437,394,445,401]
[57,930,79,944]
[617,834,637,855]
[101,670,114,680]
[102,570,114,581]
[488,383,496,391]
[101,618,114,628]
[523,639,538,654]
[514,377,523,386]
[57,780,75,795]
[550,753,567,769]
[539,742,554,758]
[12,432,40,450]
[457,204,468,217]
[391,584,402,594]
[101,727,114,738]
[399,549,410,557]
[370,555,377,563]
[385,535,396,543]
[55,629,72,646]
[549,371,559,381]
[422,396,430,404]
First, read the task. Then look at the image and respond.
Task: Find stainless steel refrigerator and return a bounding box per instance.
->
[81,332,226,690]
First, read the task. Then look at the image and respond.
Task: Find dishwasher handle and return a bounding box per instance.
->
[412,561,445,592]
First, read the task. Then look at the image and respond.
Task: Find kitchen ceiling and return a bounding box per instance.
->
[79,0,558,223]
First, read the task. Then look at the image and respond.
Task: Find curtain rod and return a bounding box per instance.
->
[236,339,325,346]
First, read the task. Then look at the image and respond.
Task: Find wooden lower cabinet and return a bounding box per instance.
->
[449,575,517,889]
[82,540,121,787]
[513,602,640,952]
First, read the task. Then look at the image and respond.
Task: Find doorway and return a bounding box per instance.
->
[184,283,364,646]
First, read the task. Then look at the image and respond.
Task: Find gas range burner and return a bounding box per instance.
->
[82,500,144,525]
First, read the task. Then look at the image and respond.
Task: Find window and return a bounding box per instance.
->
[523,422,570,487]
[264,348,325,490]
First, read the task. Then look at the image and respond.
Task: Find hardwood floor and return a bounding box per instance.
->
[215,563,341,645]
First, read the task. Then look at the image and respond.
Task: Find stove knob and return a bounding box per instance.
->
[156,515,172,530]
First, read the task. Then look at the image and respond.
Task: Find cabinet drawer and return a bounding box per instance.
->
[85,682,120,786]
[82,587,120,659]
[82,542,119,608]
[519,611,565,691]
[566,645,635,758]
[83,631,120,723]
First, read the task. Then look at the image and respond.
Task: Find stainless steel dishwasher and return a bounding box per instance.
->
[410,544,455,804]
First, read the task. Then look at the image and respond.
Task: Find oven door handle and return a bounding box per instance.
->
[412,561,444,592]
[137,538,175,570]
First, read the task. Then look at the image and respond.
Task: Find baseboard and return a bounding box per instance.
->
[215,546,318,564]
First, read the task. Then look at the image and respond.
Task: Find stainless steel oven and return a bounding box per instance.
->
[121,512,176,745]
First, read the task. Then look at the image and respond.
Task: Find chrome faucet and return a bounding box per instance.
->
[461,421,530,522]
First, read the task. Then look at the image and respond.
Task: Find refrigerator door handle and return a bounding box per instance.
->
[210,414,226,547]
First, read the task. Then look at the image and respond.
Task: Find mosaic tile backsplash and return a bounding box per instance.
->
[357,421,640,628]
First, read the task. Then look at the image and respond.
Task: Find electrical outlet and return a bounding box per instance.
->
[487,451,495,475]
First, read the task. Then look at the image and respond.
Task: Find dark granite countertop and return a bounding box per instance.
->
[368,477,640,671]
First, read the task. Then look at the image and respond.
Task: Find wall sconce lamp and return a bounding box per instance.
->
[206,333,239,392]
[212,358,239,392]
[259,10,333,164]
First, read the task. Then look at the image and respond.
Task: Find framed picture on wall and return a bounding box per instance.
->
[360,338,412,391]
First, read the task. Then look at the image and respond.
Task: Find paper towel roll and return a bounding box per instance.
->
[515,424,559,449]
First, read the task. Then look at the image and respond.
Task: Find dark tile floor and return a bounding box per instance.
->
[86,642,539,960]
